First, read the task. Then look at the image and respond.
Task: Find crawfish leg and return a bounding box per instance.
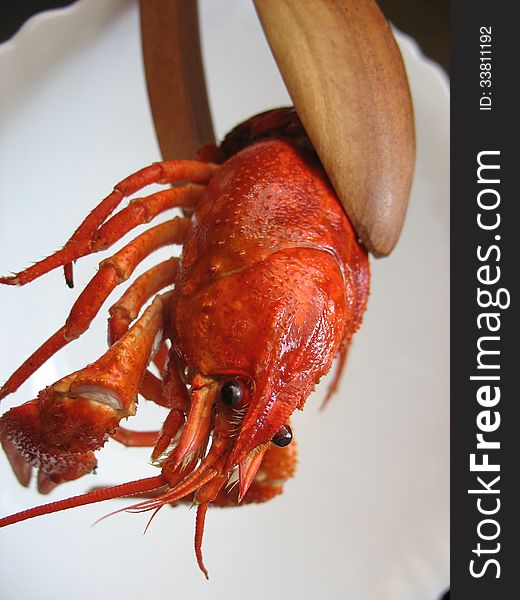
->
[0,294,169,492]
[107,257,178,395]
[111,408,172,449]
[0,160,218,287]
[321,341,350,409]
[132,357,191,459]
[112,369,184,451]
[152,340,169,374]
[107,257,178,375]
[105,263,189,449]
[0,218,190,400]
[111,428,159,447]
[136,354,191,460]
[113,374,188,455]
[61,184,200,288]
[110,408,184,452]
[136,341,188,411]
[105,260,187,410]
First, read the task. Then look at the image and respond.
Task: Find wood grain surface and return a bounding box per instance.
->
[254,0,416,256]
[140,0,215,160]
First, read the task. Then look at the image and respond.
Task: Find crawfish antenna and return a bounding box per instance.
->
[0,474,166,528]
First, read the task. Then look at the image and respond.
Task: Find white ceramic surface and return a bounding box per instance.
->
[0,1,449,599]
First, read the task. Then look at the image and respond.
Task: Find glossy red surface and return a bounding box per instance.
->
[172,138,369,465]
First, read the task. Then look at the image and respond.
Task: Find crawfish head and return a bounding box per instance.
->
[158,136,367,511]
[166,251,349,503]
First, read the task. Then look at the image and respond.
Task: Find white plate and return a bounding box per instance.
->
[0,1,449,598]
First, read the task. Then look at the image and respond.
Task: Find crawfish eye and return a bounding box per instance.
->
[271,424,292,447]
[220,380,245,408]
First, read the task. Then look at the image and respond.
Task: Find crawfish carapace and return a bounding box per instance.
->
[0,108,369,576]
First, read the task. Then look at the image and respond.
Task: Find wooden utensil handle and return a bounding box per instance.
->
[140,0,215,160]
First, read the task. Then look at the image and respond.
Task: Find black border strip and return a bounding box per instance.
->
[452,2,517,597]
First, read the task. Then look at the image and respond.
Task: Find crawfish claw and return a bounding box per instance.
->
[0,390,117,492]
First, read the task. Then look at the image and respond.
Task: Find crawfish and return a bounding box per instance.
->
[0,108,369,576]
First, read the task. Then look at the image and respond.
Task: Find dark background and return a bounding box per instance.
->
[0,0,449,74]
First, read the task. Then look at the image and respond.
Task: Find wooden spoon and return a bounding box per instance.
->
[253,0,415,256]
[140,0,415,256]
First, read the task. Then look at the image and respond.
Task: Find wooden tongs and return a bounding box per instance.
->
[139,0,415,257]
